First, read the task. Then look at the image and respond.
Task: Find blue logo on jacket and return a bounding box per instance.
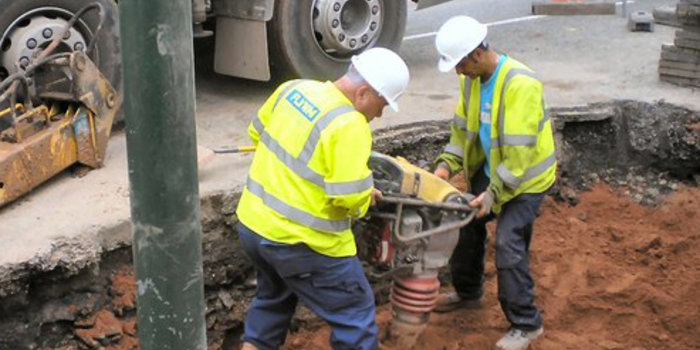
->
[286,89,320,122]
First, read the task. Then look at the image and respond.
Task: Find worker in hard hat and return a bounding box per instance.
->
[431,16,556,350]
[236,47,410,350]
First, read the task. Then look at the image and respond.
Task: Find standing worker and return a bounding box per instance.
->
[431,16,556,350]
[236,47,410,350]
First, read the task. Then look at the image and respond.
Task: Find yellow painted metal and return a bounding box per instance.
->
[212,145,257,153]
[0,104,26,119]
[218,146,461,203]
[391,156,461,203]
[0,51,120,207]
[0,109,79,205]
[236,145,257,153]
[9,106,51,143]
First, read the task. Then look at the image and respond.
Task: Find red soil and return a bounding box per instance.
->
[284,184,700,350]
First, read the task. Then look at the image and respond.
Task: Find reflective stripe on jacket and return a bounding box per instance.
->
[436,56,556,213]
[236,80,373,257]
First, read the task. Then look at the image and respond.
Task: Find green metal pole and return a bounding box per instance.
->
[119,0,206,349]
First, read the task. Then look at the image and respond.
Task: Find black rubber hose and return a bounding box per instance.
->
[36,2,104,62]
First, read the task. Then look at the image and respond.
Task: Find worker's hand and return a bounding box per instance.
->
[370,188,383,207]
[469,190,494,218]
[434,163,451,181]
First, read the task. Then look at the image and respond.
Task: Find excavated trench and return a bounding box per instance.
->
[0,100,698,349]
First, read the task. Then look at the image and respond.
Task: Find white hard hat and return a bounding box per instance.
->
[435,16,488,73]
[351,47,409,112]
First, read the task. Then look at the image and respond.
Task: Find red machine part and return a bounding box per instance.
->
[385,275,441,347]
[391,276,440,314]
[375,222,395,265]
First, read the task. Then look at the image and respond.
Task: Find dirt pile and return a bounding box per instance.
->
[284,184,700,350]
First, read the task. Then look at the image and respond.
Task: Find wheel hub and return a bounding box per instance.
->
[1,8,88,79]
[313,0,382,57]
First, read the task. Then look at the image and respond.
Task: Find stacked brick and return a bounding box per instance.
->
[659,0,700,87]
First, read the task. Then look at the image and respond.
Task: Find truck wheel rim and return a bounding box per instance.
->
[312,0,383,60]
[1,7,91,80]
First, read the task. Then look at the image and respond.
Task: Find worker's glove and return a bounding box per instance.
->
[469,189,494,218]
[370,188,383,207]
[434,162,451,180]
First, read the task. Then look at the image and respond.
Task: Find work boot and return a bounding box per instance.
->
[495,327,543,350]
[432,292,482,313]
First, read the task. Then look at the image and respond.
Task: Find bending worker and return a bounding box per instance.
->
[236,48,410,350]
[431,16,556,350]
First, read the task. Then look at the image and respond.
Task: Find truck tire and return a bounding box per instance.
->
[0,0,121,116]
[269,0,407,81]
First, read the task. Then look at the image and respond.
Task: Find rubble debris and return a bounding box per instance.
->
[373,120,451,166]
[555,100,700,205]
[39,301,79,324]
[74,310,124,348]
[110,268,136,316]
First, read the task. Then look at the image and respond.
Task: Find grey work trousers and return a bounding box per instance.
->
[450,168,545,331]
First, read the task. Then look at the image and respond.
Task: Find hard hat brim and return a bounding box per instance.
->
[387,98,399,112]
[438,56,461,73]
[435,16,488,73]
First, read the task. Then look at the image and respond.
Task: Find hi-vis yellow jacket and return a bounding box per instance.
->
[236,80,374,257]
[436,56,556,213]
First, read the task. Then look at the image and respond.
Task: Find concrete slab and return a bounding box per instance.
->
[677,3,700,25]
[660,73,700,85]
[675,36,700,49]
[659,60,700,70]
[659,67,700,79]
[661,43,700,63]
[677,29,700,40]
[654,5,680,27]
[532,0,616,15]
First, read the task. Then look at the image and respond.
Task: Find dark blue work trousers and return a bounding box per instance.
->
[237,223,378,350]
[451,169,545,331]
